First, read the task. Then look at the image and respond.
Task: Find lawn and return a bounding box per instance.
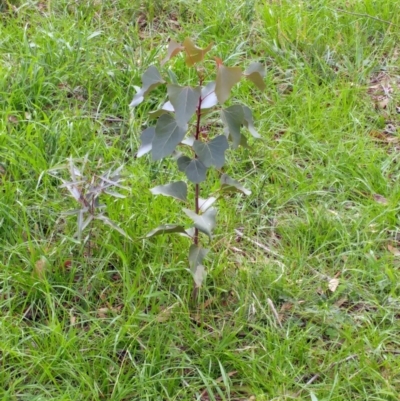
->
[1,0,400,400]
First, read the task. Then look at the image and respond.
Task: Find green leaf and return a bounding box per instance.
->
[167,85,201,126]
[183,207,217,239]
[242,106,261,138]
[189,244,209,288]
[130,66,165,107]
[215,64,242,104]
[150,181,187,202]
[200,81,218,109]
[146,224,191,238]
[177,156,207,183]
[193,135,229,168]
[137,127,155,157]
[220,174,251,196]
[220,105,244,148]
[183,37,213,67]
[244,62,266,91]
[161,39,184,66]
[152,115,187,161]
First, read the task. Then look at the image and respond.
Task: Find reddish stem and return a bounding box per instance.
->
[194,75,204,246]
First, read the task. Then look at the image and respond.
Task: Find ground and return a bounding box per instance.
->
[1,0,400,400]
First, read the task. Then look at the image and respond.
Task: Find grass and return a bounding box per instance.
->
[1,0,400,399]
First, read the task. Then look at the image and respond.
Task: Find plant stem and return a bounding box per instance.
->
[194,76,204,246]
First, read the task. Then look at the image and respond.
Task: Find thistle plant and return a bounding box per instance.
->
[48,156,130,247]
[131,38,265,297]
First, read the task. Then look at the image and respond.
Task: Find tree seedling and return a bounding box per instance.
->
[131,38,265,298]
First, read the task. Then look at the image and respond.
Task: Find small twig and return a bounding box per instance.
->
[332,8,399,29]
[294,354,358,397]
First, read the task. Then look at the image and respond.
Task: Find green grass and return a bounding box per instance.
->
[1,0,400,399]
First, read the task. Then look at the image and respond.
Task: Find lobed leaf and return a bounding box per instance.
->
[137,127,155,157]
[177,156,207,183]
[130,66,165,108]
[183,37,213,66]
[244,62,266,91]
[150,181,187,202]
[146,224,191,238]
[183,207,217,239]
[193,135,229,168]
[215,62,242,104]
[167,85,201,126]
[220,174,251,196]
[152,115,187,161]
[161,39,184,66]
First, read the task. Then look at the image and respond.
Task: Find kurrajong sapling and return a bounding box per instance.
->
[130,38,265,298]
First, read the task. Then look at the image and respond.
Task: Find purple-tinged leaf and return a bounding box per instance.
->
[146,224,191,238]
[244,62,266,91]
[161,39,184,66]
[152,115,187,161]
[183,207,217,239]
[193,135,229,168]
[167,85,201,126]
[183,37,213,67]
[215,63,242,104]
[220,105,244,148]
[200,81,218,109]
[181,136,195,147]
[220,174,251,196]
[242,106,260,138]
[189,244,209,288]
[137,127,155,157]
[177,156,207,183]
[150,181,187,202]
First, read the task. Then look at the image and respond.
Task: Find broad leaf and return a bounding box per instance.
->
[130,66,165,107]
[200,81,218,109]
[152,115,187,161]
[161,40,184,66]
[183,207,217,239]
[221,105,244,148]
[189,245,209,288]
[177,156,207,183]
[215,63,242,104]
[189,244,209,270]
[167,85,201,126]
[137,127,155,157]
[244,62,266,91]
[183,37,213,67]
[181,136,195,147]
[220,174,251,196]
[150,181,187,202]
[242,106,260,138]
[146,224,190,238]
[148,101,174,119]
[192,264,206,288]
[193,135,229,168]
[199,197,217,212]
